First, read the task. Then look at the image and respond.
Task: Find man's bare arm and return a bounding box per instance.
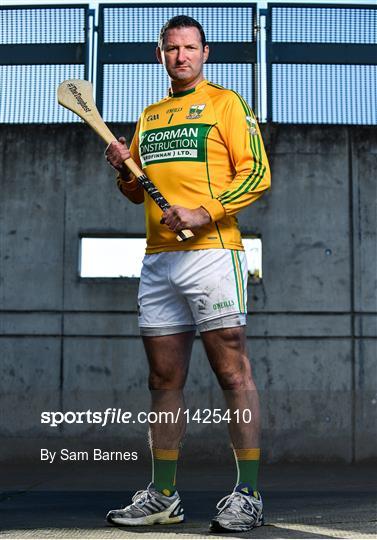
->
[105,137,144,204]
[105,137,136,181]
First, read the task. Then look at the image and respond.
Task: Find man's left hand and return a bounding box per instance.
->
[161,206,211,232]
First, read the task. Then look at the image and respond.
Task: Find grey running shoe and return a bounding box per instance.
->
[106,483,184,526]
[210,482,264,532]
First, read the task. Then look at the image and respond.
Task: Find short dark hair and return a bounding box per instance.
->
[158,15,207,49]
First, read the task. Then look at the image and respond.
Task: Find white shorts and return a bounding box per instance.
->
[138,249,248,335]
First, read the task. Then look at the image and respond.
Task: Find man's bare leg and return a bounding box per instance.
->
[201,326,264,532]
[142,331,195,492]
[200,326,261,481]
[106,332,195,526]
[201,325,265,532]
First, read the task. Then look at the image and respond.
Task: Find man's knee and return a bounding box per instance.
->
[148,369,185,390]
[143,333,193,391]
[215,356,252,390]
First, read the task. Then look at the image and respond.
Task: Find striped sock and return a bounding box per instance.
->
[234,448,260,490]
[152,448,179,496]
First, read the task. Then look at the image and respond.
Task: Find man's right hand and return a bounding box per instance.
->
[105,137,132,177]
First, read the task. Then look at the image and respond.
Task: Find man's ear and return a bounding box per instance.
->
[203,44,209,64]
[156,46,163,65]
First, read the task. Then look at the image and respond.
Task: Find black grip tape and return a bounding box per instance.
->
[137,174,170,211]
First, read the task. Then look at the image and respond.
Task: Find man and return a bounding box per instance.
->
[105,15,270,533]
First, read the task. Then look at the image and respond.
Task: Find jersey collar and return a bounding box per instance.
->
[169,79,208,98]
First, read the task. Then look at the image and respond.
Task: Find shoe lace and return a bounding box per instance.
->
[216,492,256,517]
[127,486,153,509]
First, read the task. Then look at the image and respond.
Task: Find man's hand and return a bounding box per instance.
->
[105,137,131,176]
[161,206,211,232]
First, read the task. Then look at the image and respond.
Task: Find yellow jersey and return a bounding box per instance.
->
[117,79,271,254]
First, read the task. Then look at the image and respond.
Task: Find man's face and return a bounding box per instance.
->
[157,26,209,85]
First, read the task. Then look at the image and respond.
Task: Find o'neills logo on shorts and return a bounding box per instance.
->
[139,123,212,166]
[213,299,235,310]
[67,83,91,113]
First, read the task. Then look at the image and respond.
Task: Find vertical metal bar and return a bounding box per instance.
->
[84,6,89,81]
[86,8,95,85]
[265,5,273,123]
[252,4,258,115]
[92,5,100,103]
[96,4,104,115]
[258,8,268,123]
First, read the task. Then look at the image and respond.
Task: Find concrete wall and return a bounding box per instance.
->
[0,124,376,463]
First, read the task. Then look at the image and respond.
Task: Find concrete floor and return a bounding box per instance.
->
[0,463,376,539]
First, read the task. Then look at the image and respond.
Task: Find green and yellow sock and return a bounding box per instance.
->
[234,448,260,491]
[152,448,179,496]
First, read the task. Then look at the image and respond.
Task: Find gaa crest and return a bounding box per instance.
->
[186,104,206,119]
[246,115,258,136]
